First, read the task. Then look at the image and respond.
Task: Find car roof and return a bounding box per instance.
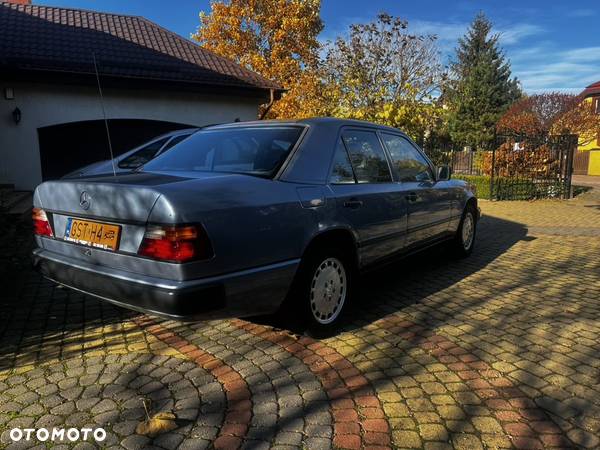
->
[203,117,410,136]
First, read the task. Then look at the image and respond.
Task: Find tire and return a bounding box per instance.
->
[451,203,477,258]
[282,246,354,334]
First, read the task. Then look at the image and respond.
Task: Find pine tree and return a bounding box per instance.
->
[447,12,521,148]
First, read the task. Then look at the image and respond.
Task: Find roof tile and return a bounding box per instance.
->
[0,2,281,92]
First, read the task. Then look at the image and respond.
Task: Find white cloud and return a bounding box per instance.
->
[409,20,466,43]
[498,23,544,45]
[320,17,543,51]
[318,14,598,93]
[409,20,542,49]
[566,8,596,18]
[511,45,600,93]
[562,47,600,63]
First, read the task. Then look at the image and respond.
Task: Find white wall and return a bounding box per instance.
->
[0,80,262,190]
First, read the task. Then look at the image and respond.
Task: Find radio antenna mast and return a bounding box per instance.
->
[92,52,117,178]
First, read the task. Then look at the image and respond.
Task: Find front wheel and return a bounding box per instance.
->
[451,204,477,258]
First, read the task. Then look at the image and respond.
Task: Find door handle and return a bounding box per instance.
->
[343,198,363,209]
[406,192,418,203]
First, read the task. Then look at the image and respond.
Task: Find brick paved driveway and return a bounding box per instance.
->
[1,191,600,449]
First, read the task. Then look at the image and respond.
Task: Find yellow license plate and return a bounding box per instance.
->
[64,218,121,251]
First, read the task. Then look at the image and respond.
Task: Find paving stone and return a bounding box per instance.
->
[121,435,151,450]
[451,433,484,450]
[392,430,422,448]
[179,438,210,449]
[4,195,600,449]
[567,428,600,449]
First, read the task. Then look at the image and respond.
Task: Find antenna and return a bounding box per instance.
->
[92,52,117,178]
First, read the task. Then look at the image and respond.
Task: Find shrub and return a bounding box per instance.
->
[453,174,565,200]
[479,141,560,178]
[453,175,491,199]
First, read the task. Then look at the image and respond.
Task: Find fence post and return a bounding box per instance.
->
[489,145,496,200]
[564,135,576,199]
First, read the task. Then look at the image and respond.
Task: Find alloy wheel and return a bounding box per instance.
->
[309,257,347,325]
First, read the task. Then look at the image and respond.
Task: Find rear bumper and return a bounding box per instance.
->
[32,248,299,321]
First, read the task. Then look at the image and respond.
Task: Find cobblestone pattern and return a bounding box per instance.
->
[232,319,391,449]
[1,190,599,449]
[134,317,251,450]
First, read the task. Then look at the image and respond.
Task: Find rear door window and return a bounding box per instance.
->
[341,130,392,183]
[380,133,433,182]
[330,139,356,184]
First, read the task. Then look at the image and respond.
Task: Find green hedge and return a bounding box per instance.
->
[453,175,492,199]
[453,175,566,200]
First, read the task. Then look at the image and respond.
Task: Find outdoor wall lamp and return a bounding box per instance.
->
[12,107,21,124]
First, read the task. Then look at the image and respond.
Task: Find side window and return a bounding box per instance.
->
[380,133,433,182]
[342,130,392,183]
[118,137,170,169]
[161,134,190,153]
[330,139,356,184]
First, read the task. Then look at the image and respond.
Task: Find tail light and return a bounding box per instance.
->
[138,225,213,263]
[32,208,53,237]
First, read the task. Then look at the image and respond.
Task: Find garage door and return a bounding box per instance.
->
[589,150,600,176]
[38,119,192,180]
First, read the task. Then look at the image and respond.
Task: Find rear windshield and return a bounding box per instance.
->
[142,126,303,177]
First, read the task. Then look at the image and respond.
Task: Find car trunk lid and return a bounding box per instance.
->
[33,173,185,223]
[33,173,192,273]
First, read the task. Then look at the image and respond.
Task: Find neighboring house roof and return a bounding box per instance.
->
[581,80,600,98]
[0,2,282,97]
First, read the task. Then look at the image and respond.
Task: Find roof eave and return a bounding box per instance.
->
[0,66,284,101]
[581,87,600,98]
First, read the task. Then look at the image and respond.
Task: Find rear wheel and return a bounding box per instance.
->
[282,246,354,333]
[451,204,477,257]
[308,257,347,326]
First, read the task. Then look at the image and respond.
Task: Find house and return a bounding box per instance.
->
[0,0,282,190]
[575,80,600,176]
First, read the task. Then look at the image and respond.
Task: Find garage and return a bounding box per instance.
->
[37,119,192,180]
[0,2,281,190]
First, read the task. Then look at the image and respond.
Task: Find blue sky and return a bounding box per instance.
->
[35,0,600,93]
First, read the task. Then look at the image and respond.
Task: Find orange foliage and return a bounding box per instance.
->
[497,93,600,144]
[193,0,324,119]
[480,141,560,178]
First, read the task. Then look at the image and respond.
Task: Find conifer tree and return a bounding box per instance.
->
[447,12,521,148]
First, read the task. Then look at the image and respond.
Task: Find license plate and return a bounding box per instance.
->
[64,218,121,251]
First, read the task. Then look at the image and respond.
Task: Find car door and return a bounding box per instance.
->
[329,129,408,266]
[379,132,452,246]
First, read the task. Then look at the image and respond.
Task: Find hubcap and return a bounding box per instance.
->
[310,257,346,325]
[462,212,474,250]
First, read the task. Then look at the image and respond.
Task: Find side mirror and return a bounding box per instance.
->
[437,165,451,181]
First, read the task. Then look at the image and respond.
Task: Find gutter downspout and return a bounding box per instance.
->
[259,88,275,120]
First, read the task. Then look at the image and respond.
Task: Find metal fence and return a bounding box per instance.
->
[424,135,577,200]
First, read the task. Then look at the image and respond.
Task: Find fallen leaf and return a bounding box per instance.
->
[135,412,178,437]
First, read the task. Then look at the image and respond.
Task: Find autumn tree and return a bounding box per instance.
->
[446,12,521,148]
[497,93,600,144]
[321,13,446,142]
[193,0,324,118]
